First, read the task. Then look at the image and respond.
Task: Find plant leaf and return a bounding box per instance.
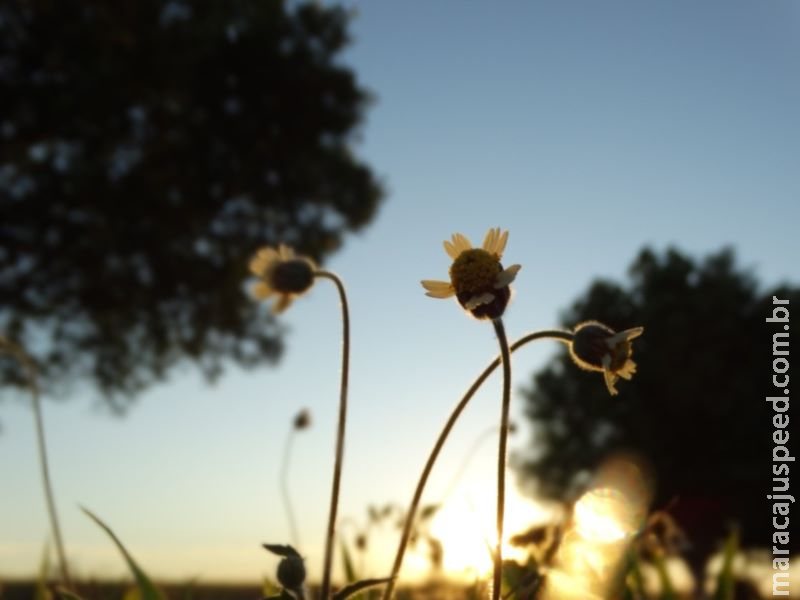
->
[35,542,51,600]
[418,504,440,520]
[122,588,142,600]
[262,577,282,597]
[340,537,358,584]
[712,529,739,600]
[653,553,677,600]
[81,507,166,600]
[624,549,646,599]
[262,544,302,558]
[333,577,395,600]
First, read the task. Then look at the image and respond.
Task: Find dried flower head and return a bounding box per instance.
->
[421,228,521,320]
[569,321,644,396]
[277,555,307,590]
[249,244,316,314]
[355,533,368,551]
[293,408,311,431]
[263,544,306,595]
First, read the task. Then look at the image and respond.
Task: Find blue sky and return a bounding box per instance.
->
[2,0,799,586]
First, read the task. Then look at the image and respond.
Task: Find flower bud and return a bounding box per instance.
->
[271,259,315,294]
[293,408,311,431]
[569,321,618,372]
[568,320,644,396]
[277,555,306,590]
[249,244,317,314]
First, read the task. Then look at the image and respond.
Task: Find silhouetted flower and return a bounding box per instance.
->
[568,321,643,395]
[249,244,316,314]
[421,228,521,320]
[263,544,306,597]
[277,555,306,590]
[355,533,367,551]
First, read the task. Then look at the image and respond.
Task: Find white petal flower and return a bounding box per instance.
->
[248,244,317,314]
[421,280,456,299]
[421,228,521,320]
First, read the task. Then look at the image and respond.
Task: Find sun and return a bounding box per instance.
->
[427,482,556,581]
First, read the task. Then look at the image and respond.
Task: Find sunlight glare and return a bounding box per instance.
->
[541,455,653,600]
[428,482,554,581]
[574,487,638,543]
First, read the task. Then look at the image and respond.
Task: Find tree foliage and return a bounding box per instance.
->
[519,247,798,556]
[0,0,382,405]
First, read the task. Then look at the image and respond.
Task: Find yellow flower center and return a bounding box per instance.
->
[449,248,501,294]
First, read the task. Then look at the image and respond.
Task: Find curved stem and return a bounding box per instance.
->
[315,271,350,600]
[381,329,572,600]
[0,338,72,589]
[280,429,300,548]
[491,318,511,600]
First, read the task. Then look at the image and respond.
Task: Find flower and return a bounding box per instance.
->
[277,555,307,590]
[249,244,316,314]
[421,228,521,320]
[568,321,644,396]
[262,544,306,592]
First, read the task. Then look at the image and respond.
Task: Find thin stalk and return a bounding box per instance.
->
[280,429,300,548]
[381,329,572,600]
[491,318,511,600]
[0,339,72,589]
[315,271,350,600]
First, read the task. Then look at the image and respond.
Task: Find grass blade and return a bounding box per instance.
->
[712,529,739,600]
[81,507,166,600]
[340,537,358,584]
[333,577,395,600]
[653,553,677,600]
[35,542,51,600]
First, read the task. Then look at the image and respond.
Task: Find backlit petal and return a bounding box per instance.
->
[482,228,499,254]
[604,368,620,396]
[421,280,455,298]
[495,264,521,288]
[607,327,644,347]
[272,295,294,314]
[249,247,279,276]
[278,244,295,260]
[451,233,473,254]
[464,292,495,309]
[602,355,620,395]
[617,360,637,380]
[444,240,460,260]
[252,281,274,299]
[494,229,509,257]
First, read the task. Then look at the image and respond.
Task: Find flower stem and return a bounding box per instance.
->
[315,271,350,600]
[491,317,511,600]
[381,329,572,600]
[0,338,72,589]
[280,429,300,548]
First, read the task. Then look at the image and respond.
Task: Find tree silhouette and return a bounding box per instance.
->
[518,247,798,560]
[0,1,382,405]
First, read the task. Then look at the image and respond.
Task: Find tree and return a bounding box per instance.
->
[518,247,798,560]
[0,0,382,406]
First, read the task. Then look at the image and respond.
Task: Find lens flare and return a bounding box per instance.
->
[541,455,653,600]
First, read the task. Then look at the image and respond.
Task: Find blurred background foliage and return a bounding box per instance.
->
[517,246,799,566]
[0,0,382,406]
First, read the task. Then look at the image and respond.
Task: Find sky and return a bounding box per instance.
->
[2,0,799,588]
